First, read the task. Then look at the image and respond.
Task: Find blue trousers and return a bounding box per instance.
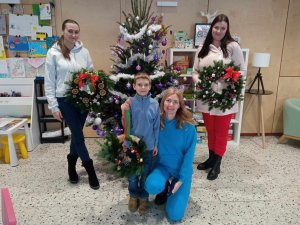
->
[57,98,90,162]
[145,166,192,222]
[128,151,153,199]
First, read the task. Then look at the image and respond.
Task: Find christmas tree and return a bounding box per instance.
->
[93,0,181,176]
[89,0,179,135]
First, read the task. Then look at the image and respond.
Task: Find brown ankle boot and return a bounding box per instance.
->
[128,196,139,212]
[138,199,148,215]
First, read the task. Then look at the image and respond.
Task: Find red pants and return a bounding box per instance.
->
[202,113,233,157]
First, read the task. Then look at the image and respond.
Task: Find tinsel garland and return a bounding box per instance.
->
[195,60,245,112]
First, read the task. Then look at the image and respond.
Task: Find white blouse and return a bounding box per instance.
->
[192,41,246,115]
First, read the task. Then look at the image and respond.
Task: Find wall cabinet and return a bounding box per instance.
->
[0,78,40,149]
[168,48,249,145]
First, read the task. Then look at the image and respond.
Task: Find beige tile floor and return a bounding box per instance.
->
[1,136,300,225]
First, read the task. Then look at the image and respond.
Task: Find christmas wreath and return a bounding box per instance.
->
[98,133,148,177]
[65,69,113,112]
[195,61,245,112]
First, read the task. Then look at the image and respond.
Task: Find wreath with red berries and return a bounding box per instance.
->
[65,69,113,112]
[195,60,245,112]
[98,133,148,177]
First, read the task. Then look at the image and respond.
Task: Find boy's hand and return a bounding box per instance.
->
[121,102,130,112]
[152,146,158,157]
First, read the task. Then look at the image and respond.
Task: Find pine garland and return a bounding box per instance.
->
[65,69,113,112]
[98,133,148,177]
[195,61,245,112]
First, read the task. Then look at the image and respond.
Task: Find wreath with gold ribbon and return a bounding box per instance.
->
[195,60,245,112]
[65,69,113,112]
[98,107,148,177]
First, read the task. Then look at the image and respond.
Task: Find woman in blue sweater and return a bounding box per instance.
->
[145,87,197,222]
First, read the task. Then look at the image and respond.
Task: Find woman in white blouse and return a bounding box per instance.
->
[192,14,246,180]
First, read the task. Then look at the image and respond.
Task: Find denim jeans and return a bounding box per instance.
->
[57,98,90,162]
[128,151,153,199]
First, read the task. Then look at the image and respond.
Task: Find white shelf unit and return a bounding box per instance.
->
[168,48,249,145]
[0,78,40,150]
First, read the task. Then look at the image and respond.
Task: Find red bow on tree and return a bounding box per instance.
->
[224,67,241,82]
[90,74,99,90]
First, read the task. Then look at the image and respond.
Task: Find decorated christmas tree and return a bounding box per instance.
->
[89,0,179,135]
[94,0,180,176]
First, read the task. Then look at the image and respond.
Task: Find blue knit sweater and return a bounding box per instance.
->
[157,118,197,183]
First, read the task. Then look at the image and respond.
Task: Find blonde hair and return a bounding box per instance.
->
[160,87,196,129]
[133,72,151,84]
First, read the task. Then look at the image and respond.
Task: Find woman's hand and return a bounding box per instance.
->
[172,181,182,194]
[121,102,130,112]
[53,111,63,122]
[152,146,158,157]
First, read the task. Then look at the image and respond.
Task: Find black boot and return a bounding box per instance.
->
[154,180,169,205]
[197,150,215,170]
[82,159,100,190]
[207,155,222,180]
[67,154,79,184]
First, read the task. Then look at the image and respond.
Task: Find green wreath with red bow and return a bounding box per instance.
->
[65,69,113,112]
[195,60,245,112]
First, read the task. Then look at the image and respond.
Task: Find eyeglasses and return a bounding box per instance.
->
[165,99,179,105]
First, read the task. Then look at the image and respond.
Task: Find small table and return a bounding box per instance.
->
[0,118,31,167]
[245,89,273,149]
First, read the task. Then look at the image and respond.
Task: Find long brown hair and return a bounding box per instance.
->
[198,14,235,59]
[160,87,196,129]
[57,19,80,60]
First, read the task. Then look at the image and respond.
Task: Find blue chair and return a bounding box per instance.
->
[278,98,300,143]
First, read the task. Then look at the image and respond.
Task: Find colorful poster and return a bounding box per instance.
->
[0,36,6,59]
[7,57,26,78]
[0,15,6,35]
[7,36,29,52]
[39,3,51,20]
[28,41,48,57]
[31,25,52,40]
[23,57,45,77]
[46,36,59,49]
[0,59,9,78]
[32,4,50,26]
[9,14,38,36]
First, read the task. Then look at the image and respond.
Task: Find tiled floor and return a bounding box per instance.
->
[1,136,300,225]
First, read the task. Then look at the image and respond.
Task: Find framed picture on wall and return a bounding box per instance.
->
[194,23,211,48]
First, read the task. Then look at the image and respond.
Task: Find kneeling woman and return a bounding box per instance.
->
[145,87,197,222]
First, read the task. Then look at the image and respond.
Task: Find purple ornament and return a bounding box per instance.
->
[162,39,167,46]
[114,112,119,119]
[162,49,166,54]
[114,127,124,136]
[154,55,159,62]
[92,125,98,130]
[136,64,141,71]
[156,83,163,89]
[97,129,106,138]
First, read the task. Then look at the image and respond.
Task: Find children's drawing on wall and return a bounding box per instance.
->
[0,60,9,78]
[0,36,6,59]
[8,36,29,52]
[24,58,46,78]
[28,41,47,57]
[0,15,6,35]
[7,58,26,78]
[39,3,51,20]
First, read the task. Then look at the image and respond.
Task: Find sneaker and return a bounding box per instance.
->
[128,196,139,212]
[138,199,148,215]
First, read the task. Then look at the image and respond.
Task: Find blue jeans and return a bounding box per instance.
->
[128,151,153,199]
[57,98,90,162]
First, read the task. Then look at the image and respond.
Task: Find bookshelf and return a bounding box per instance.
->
[168,48,249,145]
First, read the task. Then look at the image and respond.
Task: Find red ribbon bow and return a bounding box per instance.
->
[90,74,99,90]
[224,67,241,82]
[78,73,87,89]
